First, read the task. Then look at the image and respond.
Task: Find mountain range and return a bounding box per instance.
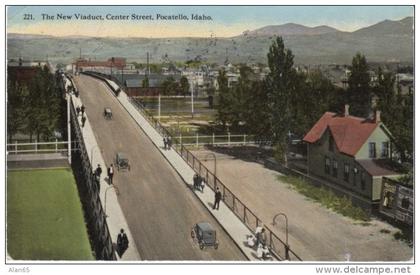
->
[7,16,414,65]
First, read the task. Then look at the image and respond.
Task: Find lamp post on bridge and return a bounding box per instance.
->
[272,212,290,260]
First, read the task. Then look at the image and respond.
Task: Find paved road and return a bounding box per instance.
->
[74,75,246,261]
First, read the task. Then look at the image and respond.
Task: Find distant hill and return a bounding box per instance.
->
[7,17,413,65]
[244,23,339,37]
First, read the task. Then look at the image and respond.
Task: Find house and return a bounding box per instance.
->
[303,105,401,205]
[123,74,182,97]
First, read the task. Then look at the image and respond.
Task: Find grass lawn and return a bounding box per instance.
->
[7,168,94,260]
[277,175,370,222]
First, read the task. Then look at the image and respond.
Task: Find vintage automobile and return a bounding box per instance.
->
[191,222,218,250]
[115,153,130,171]
[104,107,113,119]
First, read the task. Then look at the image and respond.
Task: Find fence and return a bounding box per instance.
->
[174,133,257,147]
[128,95,302,261]
[70,98,116,260]
[6,140,73,154]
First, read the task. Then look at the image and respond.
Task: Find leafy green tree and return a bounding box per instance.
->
[266,36,296,159]
[161,76,178,95]
[180,76,190,97]
[7,81,29,142]
[216,69,234,128]
[347,53,371,117]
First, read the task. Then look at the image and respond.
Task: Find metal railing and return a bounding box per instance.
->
[172,133,257,147]
[6,140,74,154]
[70,98,116,260]
[128,96,302,261]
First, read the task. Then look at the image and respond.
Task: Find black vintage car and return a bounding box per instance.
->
[191,222,218,250]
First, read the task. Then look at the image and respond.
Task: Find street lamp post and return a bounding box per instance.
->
[203,152,217,187]
[272,212,290,260]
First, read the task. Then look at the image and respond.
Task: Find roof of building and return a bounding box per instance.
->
[357,159,401,177]
[303,112,381,156]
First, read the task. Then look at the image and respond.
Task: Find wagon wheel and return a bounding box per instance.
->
[199,242,204,250]
[191,228,195,239]
[128,164,131,171]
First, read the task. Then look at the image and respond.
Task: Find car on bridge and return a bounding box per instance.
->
[191,222,218,250]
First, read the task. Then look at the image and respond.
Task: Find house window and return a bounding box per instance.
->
[381,142,389,158]
[361,172,366,190]
[332,160,338,178]
[325,157,331,174]
[329,135,334,152]
[369,142,376,158]
[344,163,350,182]
[401,197,410,209]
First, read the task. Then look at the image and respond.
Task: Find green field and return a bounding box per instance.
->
[7,169,94,260]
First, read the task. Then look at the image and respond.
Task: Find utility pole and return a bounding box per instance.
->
[191,80,194,118]
[158,93,161,122]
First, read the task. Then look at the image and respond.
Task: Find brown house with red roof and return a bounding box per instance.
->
[303,105,401,204]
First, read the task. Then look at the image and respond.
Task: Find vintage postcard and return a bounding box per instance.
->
[4,3,415,274]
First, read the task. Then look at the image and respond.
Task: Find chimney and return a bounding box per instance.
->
[344,104,350,117]
[375,110,381,122]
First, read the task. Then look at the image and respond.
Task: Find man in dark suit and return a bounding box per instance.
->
[213,187,222,210]
[107,164,114,185]
[117,228,129,257]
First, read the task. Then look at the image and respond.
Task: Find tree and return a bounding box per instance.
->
[179,76,190,97]
[266,36,296,160]
[7,81,29,142]
[374,68,413,162]
[161,76,178,95]
[347,53,371,117]
[216,69,233,128]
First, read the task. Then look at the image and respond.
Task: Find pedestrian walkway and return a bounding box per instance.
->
[113,90,265,261]
[71,94,141,261]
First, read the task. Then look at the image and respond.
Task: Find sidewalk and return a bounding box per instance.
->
[113,90,263,261]
[71,94,141,261]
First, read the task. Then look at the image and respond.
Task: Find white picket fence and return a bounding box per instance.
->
[6,140,73,154]
[173,133,258,147]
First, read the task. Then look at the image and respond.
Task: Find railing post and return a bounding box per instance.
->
[244,134,246,145]
[15,141,17,154]
[179,133,182,145]
[196,133,199,148]
[212,132,215,145]
[55,139,58,152]
[228,132,230,146]
[35,140,38,153]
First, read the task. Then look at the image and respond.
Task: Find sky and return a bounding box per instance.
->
[7,6,414,38]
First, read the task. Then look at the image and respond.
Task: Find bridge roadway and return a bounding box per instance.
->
[74,74,246,260]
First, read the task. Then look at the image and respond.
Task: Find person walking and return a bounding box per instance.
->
[81,115,86,127]
[163,136,167,150]
[107,164,114,185]
[167,136,172,150]
[117,228,129,257]
[76,106,81,116]
[193,173,199,190]
[81,104,85,116]
[95,164,102,181]
[213,187,222,210]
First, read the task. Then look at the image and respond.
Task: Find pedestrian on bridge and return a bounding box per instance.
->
[81,104,86,116]
[107,164,114,185]
[95,164,102,181]
[76,106,81,116]
[81,115,86,127]
[167,136,172,150]
[117,228,129,257]
[213,187,222,210]
[163,136,168,150]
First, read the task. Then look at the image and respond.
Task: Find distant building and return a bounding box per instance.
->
[8,58,51,85]
[122,74,181,97]
[380,177,413,225]
[73,57,126,72]
[303,105,401,205]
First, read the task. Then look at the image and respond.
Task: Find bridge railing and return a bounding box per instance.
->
[128,96,302,261]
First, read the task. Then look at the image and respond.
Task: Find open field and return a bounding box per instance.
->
[7,168,93,260]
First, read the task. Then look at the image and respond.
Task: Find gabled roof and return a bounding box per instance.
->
[303,112,381,157]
